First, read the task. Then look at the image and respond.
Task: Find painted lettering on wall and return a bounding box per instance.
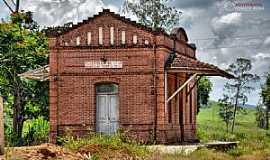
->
[84,61,123,69]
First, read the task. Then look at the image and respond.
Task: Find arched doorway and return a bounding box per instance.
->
[96,83,119,135]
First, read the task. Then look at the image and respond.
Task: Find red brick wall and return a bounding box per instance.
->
[48,12,197,144]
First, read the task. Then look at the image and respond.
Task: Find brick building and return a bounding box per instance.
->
[21,9,233,144]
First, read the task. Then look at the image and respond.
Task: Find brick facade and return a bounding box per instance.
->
[48,9,198,144]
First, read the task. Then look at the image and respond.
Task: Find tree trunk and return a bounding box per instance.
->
[0,97,4,155]
[13,89,24,140]
[231,86,240,133]
[266,105,269,130]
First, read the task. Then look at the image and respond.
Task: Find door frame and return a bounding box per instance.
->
[95,83,119,134]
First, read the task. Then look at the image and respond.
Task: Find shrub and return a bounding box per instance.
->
[23,117,49,145]
[59,131,149,159]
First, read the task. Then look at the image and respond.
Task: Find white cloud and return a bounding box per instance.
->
[20,0,105,26]
[218,12,242,24]
[252,52,270,60]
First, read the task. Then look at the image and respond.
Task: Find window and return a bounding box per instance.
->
[121,31,125,45]
[110,27,114,45]
[87,32,91,45]
[96,84,118,94]
[133,35,138,44]
[76,36,80,46]
[99,27,103,45]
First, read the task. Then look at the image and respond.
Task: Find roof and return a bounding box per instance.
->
[167,55,234,78]
[45,9,166,38]
[18,65,49,81]
[170,27,188,42]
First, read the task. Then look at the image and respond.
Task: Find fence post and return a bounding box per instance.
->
[0,96,4,155]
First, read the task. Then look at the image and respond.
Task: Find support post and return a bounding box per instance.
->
[164,70,168,113]
[166,74,197,103]
[0,96,4,155]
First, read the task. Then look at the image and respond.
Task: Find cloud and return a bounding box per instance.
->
[173,0,215,9]
[20,0,105,26]
[211,12,243,46]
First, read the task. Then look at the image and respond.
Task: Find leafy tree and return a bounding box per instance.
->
[197,77,213,113]
[226,58,260,133]
[218,95,234,133]
[261,71,270,129]
[122,0,182,31]
[0,12,48,142]
[256,102,267,129]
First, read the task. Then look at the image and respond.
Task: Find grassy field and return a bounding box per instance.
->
[151,102,270,160]
[193,102,270,159]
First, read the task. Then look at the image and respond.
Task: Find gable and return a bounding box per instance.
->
[56,9,155,47]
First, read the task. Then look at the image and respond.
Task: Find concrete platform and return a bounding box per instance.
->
[148,141,239,154]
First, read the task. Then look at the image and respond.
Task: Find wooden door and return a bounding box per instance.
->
[96,84,119,135]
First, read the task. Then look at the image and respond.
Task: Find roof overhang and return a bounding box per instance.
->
[18,65,49,81]
[166,55,234,79]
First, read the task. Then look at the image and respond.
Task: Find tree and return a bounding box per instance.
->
[122,0,182,31]
[261,71,270,129]
[0,12,48,141]
[226,58,260,133]
[218,95,234,133]
[197,77,213,113]
[256,102,267,129]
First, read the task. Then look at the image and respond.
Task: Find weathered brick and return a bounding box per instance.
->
[48,9,197,144]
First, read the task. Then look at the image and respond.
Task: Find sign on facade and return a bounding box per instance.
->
[84,61,123,69]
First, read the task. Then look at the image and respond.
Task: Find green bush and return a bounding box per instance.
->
[23,117,49,145]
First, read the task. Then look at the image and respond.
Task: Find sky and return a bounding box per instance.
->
[0,0,269,105]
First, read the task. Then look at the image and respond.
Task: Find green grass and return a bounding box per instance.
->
[196,102,270,158]
[60,132,150,159]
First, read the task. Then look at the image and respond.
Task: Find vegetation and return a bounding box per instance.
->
[261,71,270,129]
[225,58,260,133]
[197,77,213,113]
[122,0,182,32]
[197,102,270,159]
[218,95,234,133]
[0,12,48,146]
[59,132,150,159]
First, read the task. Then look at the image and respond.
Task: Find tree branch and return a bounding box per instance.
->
[3,0,14,13]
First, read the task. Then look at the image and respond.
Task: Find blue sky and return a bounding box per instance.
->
[1,0,270,105]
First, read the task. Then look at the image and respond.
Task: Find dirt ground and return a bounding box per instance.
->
[0,143,84,160]
[0,143,139,160]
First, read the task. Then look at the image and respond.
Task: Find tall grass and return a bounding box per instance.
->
[59,132,150,159]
